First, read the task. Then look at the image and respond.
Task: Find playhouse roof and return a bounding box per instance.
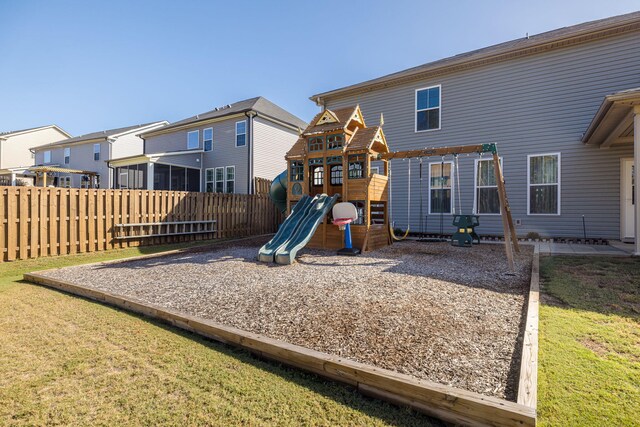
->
[301,105,365,136]
[346,126,388,153]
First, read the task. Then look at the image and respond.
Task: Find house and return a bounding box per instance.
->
[109,96,306,193]
[32,121,168,188]
[310,11,640,252]
[0,125,71,185]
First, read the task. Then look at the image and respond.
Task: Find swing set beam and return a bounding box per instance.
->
[377,142,520,270]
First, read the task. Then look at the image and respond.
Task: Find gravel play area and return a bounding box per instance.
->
[39,238,533,400]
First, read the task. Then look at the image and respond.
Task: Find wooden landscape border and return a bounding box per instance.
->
[517,245,540,409]
[23,242,539,427]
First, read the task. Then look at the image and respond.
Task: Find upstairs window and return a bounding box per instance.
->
[93,144,100,161]
[308,136,323,151]
[43,150,51,163]
[64,147,70,164]
[348,154,365,179]
[290,160,303,182]
[429,161,453,214]
[416,85,441,132]
[528,153,560,215]
[187,130,199,150]
[203,128,213,151]
[236,121,246,147]
[326,134,344,150]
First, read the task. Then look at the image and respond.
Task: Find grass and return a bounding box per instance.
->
[538,256,640,426]
[0,242,437,426]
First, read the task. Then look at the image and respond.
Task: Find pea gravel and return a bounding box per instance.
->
[40,238,532,400]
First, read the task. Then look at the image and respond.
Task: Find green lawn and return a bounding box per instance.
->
[0,242,437,426]
[538,256,640,426]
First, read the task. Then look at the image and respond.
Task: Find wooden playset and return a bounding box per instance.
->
[285,106,391,252]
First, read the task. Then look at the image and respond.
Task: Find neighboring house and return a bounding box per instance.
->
[109,96,306,193]
[32,121,168,188]
[310,11,640,250]
[0,125,71,185]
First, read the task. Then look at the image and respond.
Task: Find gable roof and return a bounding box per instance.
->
[0,125,71,140]
[301,105,365,136]
[311,11,640,101]
[140,96,307,137]
[32,121,167,150]
[346,126,388,152]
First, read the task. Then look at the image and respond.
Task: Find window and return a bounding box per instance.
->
[187,130,199,150]
[64,147,70,164]
[308,136,324,151]
[152,164,196,191]
[59,176,71,188]
[215,167,224,193]
[351,201,366,225]
[236,121,246,147]
[528,153,560,215]
[205,168,215,192]
[348,154,365,179]
[312,166,324,187]
[290,160,303,182]
[429,162,453,214]
[119,171,129,189]
[203,128,213,151]
[330,165,343,185]
[93,144,100,161]
[475,158,502,214]
[43,150,51,163]
[416,85,441,132]
[225,166,235,193]
[117,164,147,189]
[327,134,344,150]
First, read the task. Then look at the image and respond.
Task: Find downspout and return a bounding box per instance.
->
[245,111,257,194]
[315,96,325,110]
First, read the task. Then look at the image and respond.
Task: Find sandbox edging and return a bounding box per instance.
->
[23,270,535,427]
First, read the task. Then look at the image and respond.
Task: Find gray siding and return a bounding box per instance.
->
[323,31,640,240]
[252,116,298,181]
[34,141,112,188]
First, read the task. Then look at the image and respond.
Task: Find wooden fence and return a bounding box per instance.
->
[0,187,281,262]
[254,177,272,195]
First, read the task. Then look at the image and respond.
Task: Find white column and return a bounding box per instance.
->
[10,173,16,186]
[634,106,640,255]
[147,163,154,190]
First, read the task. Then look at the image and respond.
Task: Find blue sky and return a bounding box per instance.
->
[1,0,638,136]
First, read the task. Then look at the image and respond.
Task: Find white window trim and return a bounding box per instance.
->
[205,167,215,192]
[214,166,225,193]
[415,84,442,133]
[235,121,246,147]
[93,143,101,161]
[427,161,454,215]
[64,147,70,164]
[203,127,213,152]
[473,157,503,216]
[527,152,561,216]
[43,150,51,164]
[187,130,199,150]
[225,165,236,193]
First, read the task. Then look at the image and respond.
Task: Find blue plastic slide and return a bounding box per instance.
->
[258,194,315,262]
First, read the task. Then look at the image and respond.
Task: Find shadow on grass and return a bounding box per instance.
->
[540,255,640,321]
[22,279,441,427]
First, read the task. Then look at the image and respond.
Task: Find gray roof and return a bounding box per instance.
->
[312,11,640,100]
[1,124,69,138]
[36,122,166,149]
[141,96,307,136]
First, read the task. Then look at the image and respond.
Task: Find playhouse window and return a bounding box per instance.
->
[330,165,343,185]
[290,160,303,182]
[351,201,365,225]
[348,155,365,179]
[327,134,344,150]
[308,136,324,151]
[312,166,324,187]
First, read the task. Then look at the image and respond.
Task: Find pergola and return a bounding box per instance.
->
[582,87,640,254]
[29,166,99,188]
